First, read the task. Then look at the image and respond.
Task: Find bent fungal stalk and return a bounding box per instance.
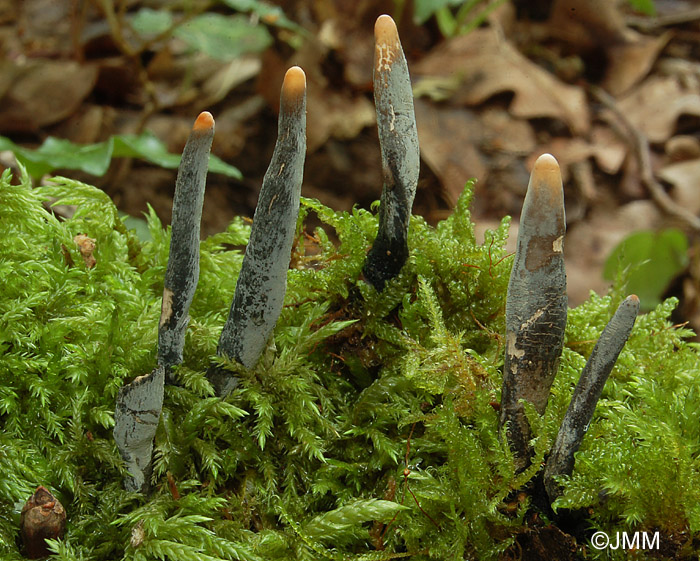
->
[499,153,567,473]
[114,112,213,492]
[363,14,420,291]
[209,66,306,397]
[544,295,639,502]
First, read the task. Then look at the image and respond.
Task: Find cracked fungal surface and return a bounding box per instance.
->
[500,154,567,472]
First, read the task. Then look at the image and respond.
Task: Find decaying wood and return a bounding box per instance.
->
[363,15,420,291]
[209,66,307,396]
[544,294,639,502]
[158,111,214,368]
[499,153,568,472]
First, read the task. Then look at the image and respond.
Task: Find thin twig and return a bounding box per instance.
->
[590,85,700,232]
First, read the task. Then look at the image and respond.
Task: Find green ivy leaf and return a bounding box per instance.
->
[173,13,272,61]
[0,132,241,179]
[413,0,466,24]
[221,0,305,32]
[603,229,688,310]
[130,7,174,37]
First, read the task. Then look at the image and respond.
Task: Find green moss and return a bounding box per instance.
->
[1,169,698,560]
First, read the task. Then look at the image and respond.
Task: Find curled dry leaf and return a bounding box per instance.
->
[603,76,700,144]
[0,59,97,132]
[20,486,66,559]
[549,0,629,49]
[73,234,96,269]
[415,100,537,205]
[564,201,662,306]
[414,99,486,205]
[548,0,668,96]
[306,89,375,153]
[659,159,700,215]
[413,29,589,134]
[258,51,374,154]
[531,126,627,182]
[666,135,700,162]
[602,32,671,97]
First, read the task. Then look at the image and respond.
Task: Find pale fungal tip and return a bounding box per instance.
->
[282,66,306,98]
[534,153,559,172]
[531,153,562,195]
[375,14,398,45]
[628,294,640,303]
[193,111,214,131]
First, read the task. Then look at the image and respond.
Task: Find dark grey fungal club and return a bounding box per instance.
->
[113,365,165,493]
[363,14,420,291]
[499,153,568,473]
[209,66,307,397]
[115,113,213,492]
[158,111,214,368]
[544,294,639,502]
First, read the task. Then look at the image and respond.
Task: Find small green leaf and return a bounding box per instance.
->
[173,13,272,61]
[0,135,114,177]
[627,0,656,16]
[0,132,241,179]
[603,229,688,310]
[413,0,462,24]
[221,0,305,32]
[121,214,153,242]
[130,7,174,37]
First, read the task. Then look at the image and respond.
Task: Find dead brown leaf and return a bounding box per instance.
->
[549,0,628,49]
[413,28,589,134]
[658,159,700,215]
[565,201,663,306]
[414,99,486,205]
[0,59,98,132]
[589,125,628,175]
[529,126,627,182]
[73,234,96,269]
[306,89,375,153]
[604,75,700,144]
[602,32,671,96]
[480,107,536,156]
[200,56,262,109]
[666,135,700,162]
